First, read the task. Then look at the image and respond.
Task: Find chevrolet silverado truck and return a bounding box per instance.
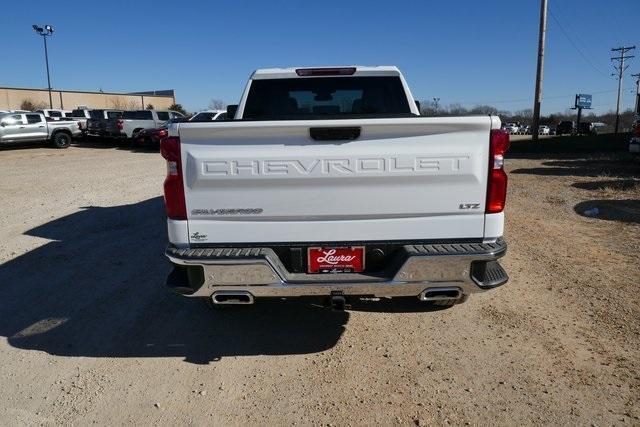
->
[0,111,81,148]
[162,66,509,310]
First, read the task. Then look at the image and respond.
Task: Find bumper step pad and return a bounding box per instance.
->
[471,260,509,288]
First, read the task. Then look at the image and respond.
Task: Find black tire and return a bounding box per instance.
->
[116,137,130,146]
[51,132,72,149]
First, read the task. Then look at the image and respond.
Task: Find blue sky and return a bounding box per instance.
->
[1,0,638,114]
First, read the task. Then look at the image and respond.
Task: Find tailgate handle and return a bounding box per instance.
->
[310,127,361,141]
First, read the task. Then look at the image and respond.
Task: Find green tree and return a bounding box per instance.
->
[145,103,154,110]
[168,103,188,115]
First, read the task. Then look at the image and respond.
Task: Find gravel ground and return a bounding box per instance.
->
[0,141,638,425]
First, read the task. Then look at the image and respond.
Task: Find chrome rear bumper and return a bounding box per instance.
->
[164,240,508,299]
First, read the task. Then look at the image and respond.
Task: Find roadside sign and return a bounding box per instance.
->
[575,94,592,109]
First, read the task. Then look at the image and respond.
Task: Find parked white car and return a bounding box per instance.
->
[502,123,519,134]
[518,125,530,135]
[189,110,227,121]
[161,66,509,310]
[538,125,551,135]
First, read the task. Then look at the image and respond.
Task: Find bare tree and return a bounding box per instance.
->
[110,98,126,110]
[208,98,226,110]
[20,99,47,111]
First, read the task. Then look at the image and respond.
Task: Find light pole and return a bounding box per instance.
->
[32,24,54,109]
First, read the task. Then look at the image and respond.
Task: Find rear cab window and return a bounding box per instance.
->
[26,114,43,124]
[243,76,411,120]
[156,112,170,121]
[70,109,88,118]
[106,111,122,119]
[89,110,105,119]
[124,111,153,120]
[128,110,153,120]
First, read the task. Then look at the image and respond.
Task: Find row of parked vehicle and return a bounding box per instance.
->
[0,107,228,148]
[500,121,603,136]
[501,123,551,135]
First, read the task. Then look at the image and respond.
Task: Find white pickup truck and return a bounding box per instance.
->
[162,66,509,310]
[0,111,81,148]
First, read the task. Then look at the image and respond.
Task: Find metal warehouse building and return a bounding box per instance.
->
[0,87,176,111]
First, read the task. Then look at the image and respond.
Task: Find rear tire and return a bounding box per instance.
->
[52,132,72,149]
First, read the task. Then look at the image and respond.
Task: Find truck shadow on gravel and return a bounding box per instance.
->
[510,158,640,178]
[0,197,349,364]
[574,199,640,224]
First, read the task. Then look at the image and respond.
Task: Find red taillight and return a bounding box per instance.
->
[486,129,510,214]
[634,122,640,137]
[295,67,356,76]
[116,119,124,130]
[160,136,187,220]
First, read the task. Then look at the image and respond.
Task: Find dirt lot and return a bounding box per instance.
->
[0,139,638,425]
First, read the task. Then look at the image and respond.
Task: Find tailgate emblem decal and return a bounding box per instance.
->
[459,203,480,210]
[190,232,207,241]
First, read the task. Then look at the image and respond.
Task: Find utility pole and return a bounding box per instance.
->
[32,24,55,109]
[433,97,440,114]
[611,46,635,133]
[531,0,548,142]
[632,73,640,115]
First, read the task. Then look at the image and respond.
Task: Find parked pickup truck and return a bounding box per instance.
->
[69,108,113,133]
[84,110,124,136]
[0,111,81,148]
[96,110,184,139]
[162,66,509,310]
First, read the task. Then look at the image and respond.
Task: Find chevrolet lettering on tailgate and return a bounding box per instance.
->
[201,156,471,177]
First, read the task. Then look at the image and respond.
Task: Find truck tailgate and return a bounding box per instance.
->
[177,116,493,244]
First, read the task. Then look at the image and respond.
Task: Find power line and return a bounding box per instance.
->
[458,87,629,107]
[548,9,613,79]
[551,3,607,61]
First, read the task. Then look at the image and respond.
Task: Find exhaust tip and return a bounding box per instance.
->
[419,287,462,302]
[211,291,254,305]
